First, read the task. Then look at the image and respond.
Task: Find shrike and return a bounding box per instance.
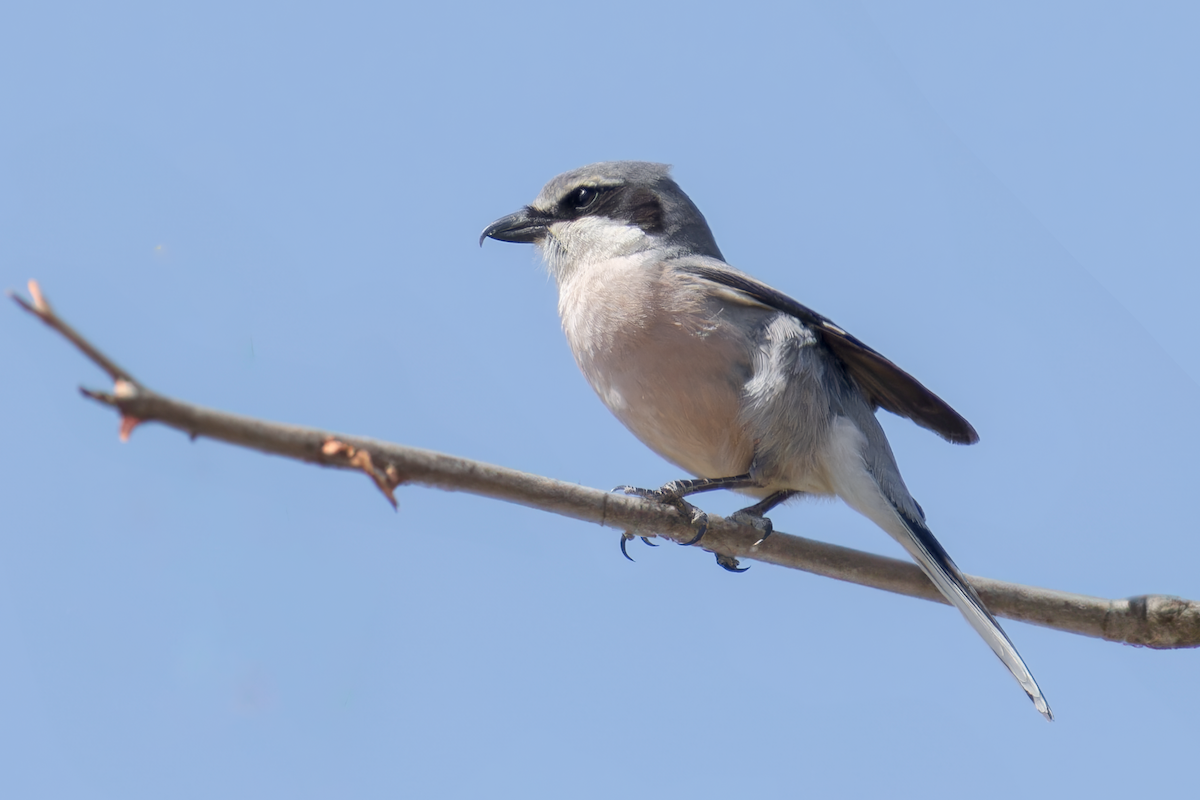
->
[481,161,1051,720]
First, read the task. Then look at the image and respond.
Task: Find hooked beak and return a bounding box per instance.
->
[479,207,550,247]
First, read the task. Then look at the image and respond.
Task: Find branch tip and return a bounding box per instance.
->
[79,387,115,405]
[28,280,50,313]
[10,281,137,384]
[8,289,35,315]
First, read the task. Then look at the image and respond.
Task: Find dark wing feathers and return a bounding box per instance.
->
[679,264,979,445]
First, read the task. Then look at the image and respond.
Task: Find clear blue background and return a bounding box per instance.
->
[3,2,1197,797]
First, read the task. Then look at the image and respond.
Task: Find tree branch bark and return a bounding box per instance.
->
[12,281,1200,649]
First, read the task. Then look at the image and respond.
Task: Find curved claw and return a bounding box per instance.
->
[752,517,774,547]
[751,523,773,548]
[679,512,708,546]
[715,554,749,573]
[640,537,658,547]
[620,535,635,562]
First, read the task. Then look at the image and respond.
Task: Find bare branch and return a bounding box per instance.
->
[11,281,1200,649]
[11,280,138,384]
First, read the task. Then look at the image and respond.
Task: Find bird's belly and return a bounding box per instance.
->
[574,318,756,480]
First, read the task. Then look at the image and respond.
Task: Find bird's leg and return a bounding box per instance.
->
[729,490,801,546]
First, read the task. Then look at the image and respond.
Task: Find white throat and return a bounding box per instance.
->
[539,216,652,283]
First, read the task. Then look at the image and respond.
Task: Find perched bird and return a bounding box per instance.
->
[481,161,1051,720]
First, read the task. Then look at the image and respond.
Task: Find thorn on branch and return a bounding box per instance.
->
[79,387,116,406]
[321,438,405,510]
[119,415,143,442]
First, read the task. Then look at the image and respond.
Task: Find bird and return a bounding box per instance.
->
[480,161,1052,720]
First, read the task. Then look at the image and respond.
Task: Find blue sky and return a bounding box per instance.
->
[3,2,1198,797]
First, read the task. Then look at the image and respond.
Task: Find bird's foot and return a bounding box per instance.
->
[613,484,709,546]
[714,553,748,573]
[729,508,775,547]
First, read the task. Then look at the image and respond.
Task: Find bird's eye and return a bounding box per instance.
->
[569,186,599,210]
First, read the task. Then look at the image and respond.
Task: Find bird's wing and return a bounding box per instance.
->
[677,262,979,445]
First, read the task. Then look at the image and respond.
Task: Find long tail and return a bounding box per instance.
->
[819,416,1051,718]
[891,505,1053,720]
